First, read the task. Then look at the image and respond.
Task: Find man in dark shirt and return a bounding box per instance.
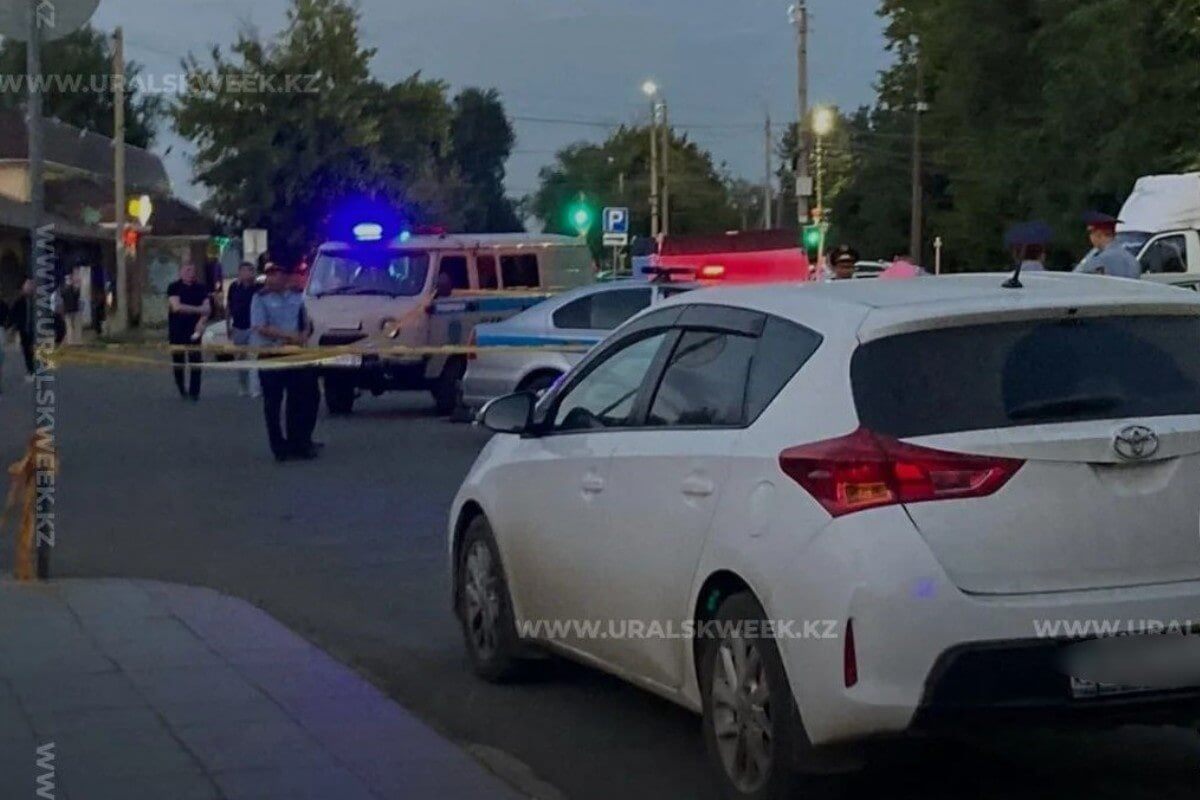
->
[226,261,259,397]
[7,279,36,382]
[167,263,210,401]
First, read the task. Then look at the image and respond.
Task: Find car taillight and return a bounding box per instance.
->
[698,264,726,280]
[778,427,1023,518]
[467,329,478,361]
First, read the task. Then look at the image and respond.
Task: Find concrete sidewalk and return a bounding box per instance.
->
[0,579,526,800]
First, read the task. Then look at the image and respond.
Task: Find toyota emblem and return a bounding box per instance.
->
[1113,425,1159,461]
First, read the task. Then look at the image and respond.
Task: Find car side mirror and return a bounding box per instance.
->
[479,392,535,434]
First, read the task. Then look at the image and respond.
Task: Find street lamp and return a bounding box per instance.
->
[811,105,836,271]
[641,79,669,238]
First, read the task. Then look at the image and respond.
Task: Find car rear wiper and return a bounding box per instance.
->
[1007,394,1123,421]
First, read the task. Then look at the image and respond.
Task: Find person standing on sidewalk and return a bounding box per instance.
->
[251,263,320,462]
[7,280,36,383]
[167,263,210,401]
[226,261,260,397]
[59,273,83,344]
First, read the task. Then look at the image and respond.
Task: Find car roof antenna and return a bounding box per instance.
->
[1002,262,1023,290]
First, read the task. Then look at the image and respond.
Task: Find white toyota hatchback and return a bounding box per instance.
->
[449,273,1200,799]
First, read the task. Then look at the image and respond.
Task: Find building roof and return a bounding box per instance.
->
[0,108,169,193]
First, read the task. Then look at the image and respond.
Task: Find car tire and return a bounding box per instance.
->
[455,515,528,682]
[518,370,561,398]
[324,374,357,415]
[700,592,833,800]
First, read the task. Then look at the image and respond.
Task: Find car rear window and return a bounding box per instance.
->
[852,315,1200,438]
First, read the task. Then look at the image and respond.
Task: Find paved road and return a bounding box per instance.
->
[1,359,1198,799]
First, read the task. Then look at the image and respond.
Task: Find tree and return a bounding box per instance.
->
[450,88,522,232]
[175,0,523,264]
[0,25,164,147]
[840,0,1200,271]
[531,125,740,255]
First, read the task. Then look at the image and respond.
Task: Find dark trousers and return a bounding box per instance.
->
[259,367,320,457]
[17,327,34,375]
[171,350,203,398]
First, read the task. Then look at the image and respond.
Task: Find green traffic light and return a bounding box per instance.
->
[568,203,593,234]
[802,225,822,250]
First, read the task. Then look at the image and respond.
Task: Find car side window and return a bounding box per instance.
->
[476,255,499,290]
[440,255,470,289]
[552,332,669,431]
[552,296,593,330]
[1141,236,1187,274]
[591,288,652,329]
[745,316,823,421]
[501,254,540,288]
[646,331,758,427]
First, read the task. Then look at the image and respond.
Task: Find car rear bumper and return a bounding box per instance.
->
[767,507,1200,745]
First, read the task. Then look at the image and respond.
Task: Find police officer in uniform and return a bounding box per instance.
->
[251,263,321,461]
[1075,212,1142,279]
[827,244,859,281]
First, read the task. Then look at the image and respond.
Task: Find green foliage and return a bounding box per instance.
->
[174,0,521,265]
[0,25,164,147]
[450,88,522,232]
[825,0,1200,271]
[531,125,740,254]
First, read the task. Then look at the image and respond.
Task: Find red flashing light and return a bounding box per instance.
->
[778,427,1023,518]
[698,264,726,280]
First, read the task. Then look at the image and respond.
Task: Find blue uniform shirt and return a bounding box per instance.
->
[1076,240,1142,279]
[250,289,307,348]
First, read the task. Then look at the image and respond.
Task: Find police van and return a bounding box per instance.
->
[305,230,593,414]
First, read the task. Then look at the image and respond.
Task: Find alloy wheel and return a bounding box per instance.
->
[710,634,774,793]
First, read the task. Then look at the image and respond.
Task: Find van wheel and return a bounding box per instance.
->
[325,374,357,415]
[700,592,831,800]
[455,515,527,682]
[432,357,466,416]
[518,370,562,398]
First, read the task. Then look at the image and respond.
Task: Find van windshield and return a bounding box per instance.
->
[308,250,431,298]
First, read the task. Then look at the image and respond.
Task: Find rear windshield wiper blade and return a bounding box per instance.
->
[1008,394,1123,421]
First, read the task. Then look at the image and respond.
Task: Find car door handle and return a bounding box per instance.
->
[681,476,716,497]
[581,474,606,494]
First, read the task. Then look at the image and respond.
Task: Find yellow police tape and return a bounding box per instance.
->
[50,341,592,372]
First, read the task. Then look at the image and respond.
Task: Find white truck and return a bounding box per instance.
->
[1112,173,1200,282]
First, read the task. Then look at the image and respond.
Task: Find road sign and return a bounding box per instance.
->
[603,207,629,236]
[603,232,628,247]
[0,0,100,42]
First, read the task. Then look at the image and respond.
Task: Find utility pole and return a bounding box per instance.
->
[26,0,42,303]
[648,101,659,239]
[660,100,670,237]
[789,2,810,229]
[112,27,127,332]
[763,110,773,229]
[909,47,925,263]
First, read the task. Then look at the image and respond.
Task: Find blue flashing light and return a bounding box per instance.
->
[353,222,384,242]
[399,230,412,243]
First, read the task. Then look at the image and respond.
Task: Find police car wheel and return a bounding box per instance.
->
[456,515,527,682]
[518,371,561,397]
[324,375,356,415]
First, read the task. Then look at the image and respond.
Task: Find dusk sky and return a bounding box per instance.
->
[91,0,891,207]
